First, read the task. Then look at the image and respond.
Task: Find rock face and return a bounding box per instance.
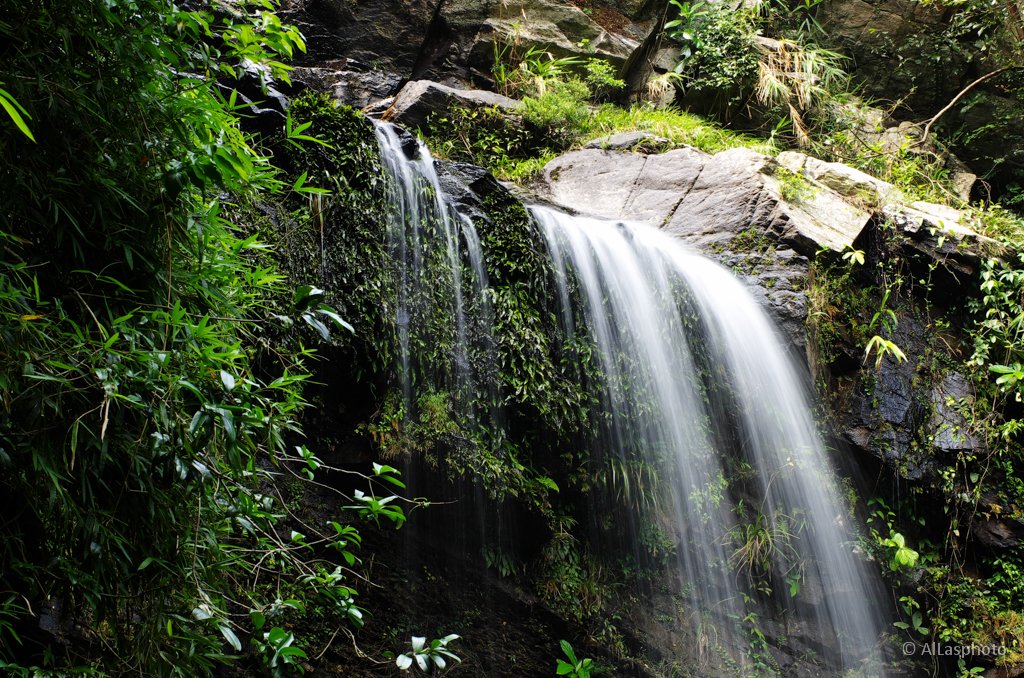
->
[534,144,876,348]
[465,0,640,77]
[282,0,657,101]
[817,0,959,112]
[293,61,405,109]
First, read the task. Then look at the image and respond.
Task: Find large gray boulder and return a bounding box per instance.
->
[539,145,875,256]
[382,80,522,129]
[536,145,839,349]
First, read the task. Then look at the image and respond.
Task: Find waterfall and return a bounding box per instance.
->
[532,205,888,673]
[373,121,493,415]
[369,119,888,674]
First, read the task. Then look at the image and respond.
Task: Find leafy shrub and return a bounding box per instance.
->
[0,3,417,675]
[671,7,759,108]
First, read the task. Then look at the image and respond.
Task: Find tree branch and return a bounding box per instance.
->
[919,66,1020,145]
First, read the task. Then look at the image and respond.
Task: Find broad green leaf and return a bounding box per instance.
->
[219,624,242,652]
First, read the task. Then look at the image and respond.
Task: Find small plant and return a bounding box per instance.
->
[583,58,625,101]
[866,498,920,573]
[893,595,930,636]
[556,640,595,677]
[842,244,866,266]
[396,634,461,673]
[773,165,819,203]
[881,532,920,571]
[957,659,986,677]
[862,288,907,368]
[864,335,908,368]
[251,617,309,677]
[727,507,803,587]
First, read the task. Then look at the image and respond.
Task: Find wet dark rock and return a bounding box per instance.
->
[281,0,441,76]
[972,511,1024,550]
[292,61,404,108]
[985,665,1024,678]
[215,61,289,133]
[831,315,936,479]
[929,372,982,456]
[948,90,1024,199]
[437,161,497,222]
[281,0,648,91]
[817,0,962,113]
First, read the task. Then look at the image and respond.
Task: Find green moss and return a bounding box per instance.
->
[770,166,820,204]
[583,104,774,155]
[422,95,773,186]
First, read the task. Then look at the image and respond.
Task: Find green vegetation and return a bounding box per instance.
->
[423,43,769,182]
[556,639,597,677]
[0,2,423,675]
[3,0,1024,674]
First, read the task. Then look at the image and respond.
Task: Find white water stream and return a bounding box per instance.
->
[372,120,888,672]
[532,205,888,673]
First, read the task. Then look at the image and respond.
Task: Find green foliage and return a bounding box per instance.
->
[582,58,626,102]
[812,116,965,205]
[522,79,594,143]
[538,518,610,623]
[0,2,423,675]
[665,0,853,143]
[493,41,583,98]
[664,1,710,58]
[668,5,759,109]
[771,166,819,203]
[726,506,803,593]
[556,640,596,677]
[425,98,771,183]
[0,86,34,142]
[880,532,921,571]
[754,40,850,144]
[395,634,461,673]
[424,105,536,179]
[864,335,908,368]
[584,105,774,155]
[251,618,309,678]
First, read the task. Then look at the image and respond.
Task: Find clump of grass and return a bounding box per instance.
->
[584,104,776,155]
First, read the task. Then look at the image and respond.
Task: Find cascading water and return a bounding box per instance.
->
[367,120,888,673]
[373,121,489,410]
[532,205,889,673]
[372,123,515,666]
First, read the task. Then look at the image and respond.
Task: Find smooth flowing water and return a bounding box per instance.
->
[373,121,492,413]
[370,122,887,673]
[532,205,888,673]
